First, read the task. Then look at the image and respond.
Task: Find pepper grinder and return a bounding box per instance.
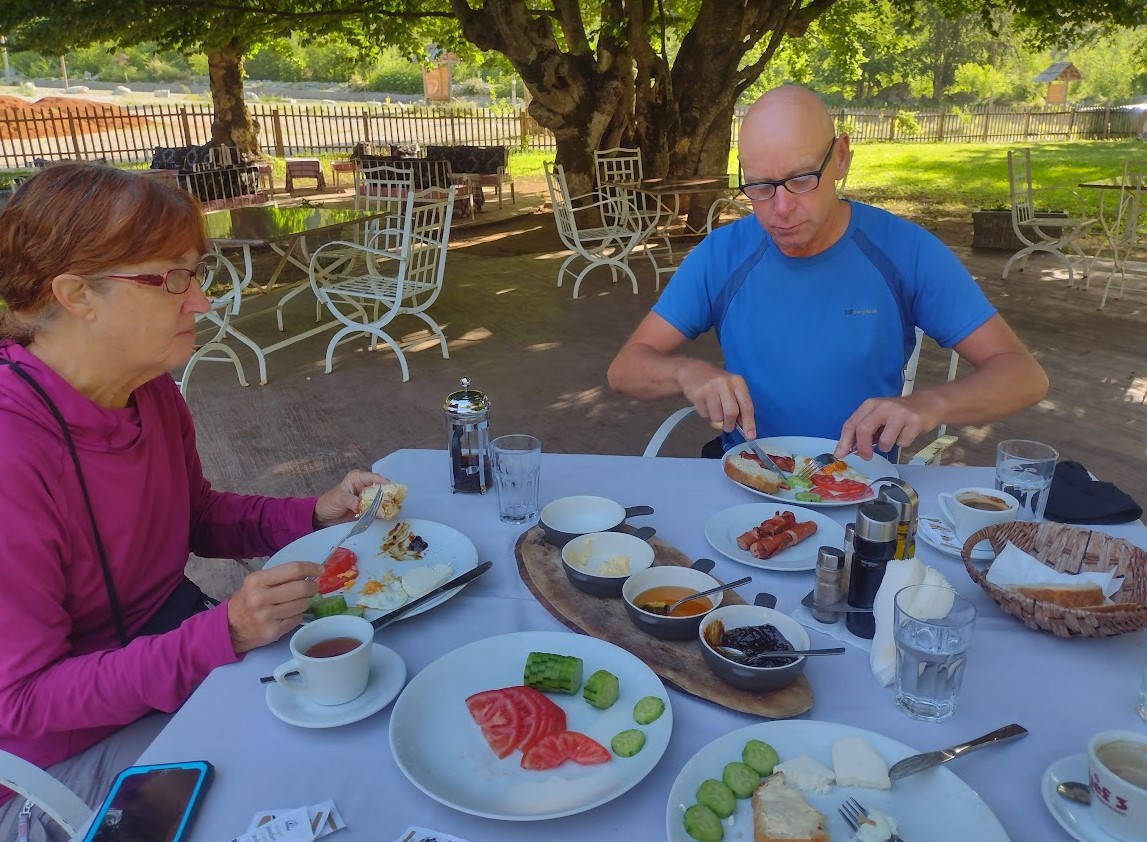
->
[444,376,493,494]
[845,500,899,639]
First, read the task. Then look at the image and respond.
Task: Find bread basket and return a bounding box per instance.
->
[961,521,1147,637]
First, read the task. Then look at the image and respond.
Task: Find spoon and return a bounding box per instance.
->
[638,576,753,615]
[719,645,846,659]
[1056,781,1091,804]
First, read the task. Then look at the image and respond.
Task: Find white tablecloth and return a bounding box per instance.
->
[136,449,1147,841]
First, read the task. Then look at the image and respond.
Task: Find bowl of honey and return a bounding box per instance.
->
[621,565,723,641]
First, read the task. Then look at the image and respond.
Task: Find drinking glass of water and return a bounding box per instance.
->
[994,439,1058,522]
[488,434,542,523]
[894,584,977,723]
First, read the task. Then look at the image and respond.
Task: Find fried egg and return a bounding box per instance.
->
[353,577,408,610]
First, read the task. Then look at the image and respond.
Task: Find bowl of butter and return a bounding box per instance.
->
[560,531,655,597]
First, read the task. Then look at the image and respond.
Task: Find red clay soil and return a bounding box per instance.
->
[0,96,149,141]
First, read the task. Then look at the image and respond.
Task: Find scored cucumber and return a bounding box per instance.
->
[633,695,665,725]
[583,669,620,709]
[611,729,646,758]
[523,652,583,694]
[309,594,349,618]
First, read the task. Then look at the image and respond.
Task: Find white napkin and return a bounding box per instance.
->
[869,559,954,687]
[985,541,1121,597]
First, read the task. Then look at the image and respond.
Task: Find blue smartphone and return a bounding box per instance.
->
[81,760,213,842]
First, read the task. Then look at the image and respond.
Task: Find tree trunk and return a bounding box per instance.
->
[207,39,259,157]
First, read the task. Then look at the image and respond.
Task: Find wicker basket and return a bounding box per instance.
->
[961,521,1147,638]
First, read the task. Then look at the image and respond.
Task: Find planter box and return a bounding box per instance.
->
[972,209,1068,251]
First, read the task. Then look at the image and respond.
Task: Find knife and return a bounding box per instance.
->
[371,560,492,630]
[888,723,1028,781]
[734,424,788,479]
[260,561,494,684]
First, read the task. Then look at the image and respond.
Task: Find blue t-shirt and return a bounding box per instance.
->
[652,201,995,440]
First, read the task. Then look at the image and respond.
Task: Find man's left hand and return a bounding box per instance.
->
[313,469,391,529]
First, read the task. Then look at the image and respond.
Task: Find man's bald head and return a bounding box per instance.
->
[741,85,836,155]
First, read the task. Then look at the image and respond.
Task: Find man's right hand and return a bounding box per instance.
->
[679,360,757,439]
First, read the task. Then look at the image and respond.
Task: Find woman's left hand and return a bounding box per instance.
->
[313,469,391,529]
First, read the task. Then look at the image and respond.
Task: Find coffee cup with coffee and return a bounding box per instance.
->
[271,614,373,706]
[1088,730,1147,842]
[937,486,1020,543]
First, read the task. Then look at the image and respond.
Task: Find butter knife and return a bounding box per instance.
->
[888,723,1028,781]
[734,424,788,478]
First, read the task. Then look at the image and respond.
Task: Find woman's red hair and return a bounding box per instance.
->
[0,165,208,331]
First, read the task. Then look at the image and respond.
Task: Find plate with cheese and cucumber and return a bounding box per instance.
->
[389,630,672,821]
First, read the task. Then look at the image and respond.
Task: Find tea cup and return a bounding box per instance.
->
[937,486,1019,543]
[1088,730,1147,842]
[271,614,373,706]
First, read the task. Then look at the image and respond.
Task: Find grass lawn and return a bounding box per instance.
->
[506,139,1142,226]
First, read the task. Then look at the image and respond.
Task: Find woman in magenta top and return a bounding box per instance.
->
[0,165,386,840]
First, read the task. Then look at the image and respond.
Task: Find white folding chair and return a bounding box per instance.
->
[1004,148,1096,287]
[307,186,456,381]
[544,161,652,298]
[1087,162,1147,309]
[704,196,751,233]
[593,148,674,269]
[176,251,252,395]
[0,749,92,837]
[642,328,960,464]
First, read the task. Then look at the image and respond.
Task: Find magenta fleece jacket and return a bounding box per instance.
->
[0,340,318,792]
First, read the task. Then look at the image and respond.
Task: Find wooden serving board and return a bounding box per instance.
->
[515,526,813,718]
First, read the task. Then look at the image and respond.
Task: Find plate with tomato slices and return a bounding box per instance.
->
[264,518,479,623]
[389,630,673,821]
[722,435,898,508]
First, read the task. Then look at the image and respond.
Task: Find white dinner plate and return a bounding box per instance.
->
[704,503,846,572]
[1042,754,1111,842]
[266,518,478,623]
[722,435,899,507]
[918,513,996,561]
[389,630,673,821]
[665,720,1008,842]
[266,643,406,729]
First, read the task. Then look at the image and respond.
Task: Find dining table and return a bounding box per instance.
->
[133,448,1147,841]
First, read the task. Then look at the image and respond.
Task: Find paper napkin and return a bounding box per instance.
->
[985,541,1121,597]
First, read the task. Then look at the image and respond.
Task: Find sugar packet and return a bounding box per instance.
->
[231,801,346,842]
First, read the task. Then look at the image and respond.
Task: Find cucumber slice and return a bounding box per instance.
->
[722,761,760,799]
[583,669,620,709]
[683,804,724,842]
[309,594,349,618]
[523,652,583,694]
[343,605,366,618]
[742,739,780,776]
[633,695,665,725]
[695,779,736,819]
[795,490,823,502]
[610,729,645,758]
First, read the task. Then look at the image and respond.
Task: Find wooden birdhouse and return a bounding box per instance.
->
[1034,62,1083,106]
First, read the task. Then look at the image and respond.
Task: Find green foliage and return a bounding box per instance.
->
[352,54,423,94]
[895,109,922,135]
[245,40,308,82]
[950,61,1010,103]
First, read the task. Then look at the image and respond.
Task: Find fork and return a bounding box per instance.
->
[793,451,836,483]
[319,487,383,565]
[838,797,905,842]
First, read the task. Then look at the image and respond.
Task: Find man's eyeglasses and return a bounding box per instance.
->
[100,261,210,295]
[739,135,839,201]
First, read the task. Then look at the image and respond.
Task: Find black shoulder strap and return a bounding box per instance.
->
[0,358,130,646]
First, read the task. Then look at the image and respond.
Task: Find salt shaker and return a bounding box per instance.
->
[845,500,899,639]
[811,546,846,623]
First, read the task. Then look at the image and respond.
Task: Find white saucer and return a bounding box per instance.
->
[917,512,996,561]
[1042,754,1111,842]
[266,643,406,728]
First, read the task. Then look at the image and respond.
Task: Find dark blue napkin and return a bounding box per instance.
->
[1044,460,1143,525]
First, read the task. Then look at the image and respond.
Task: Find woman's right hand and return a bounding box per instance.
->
[226,561,322,654]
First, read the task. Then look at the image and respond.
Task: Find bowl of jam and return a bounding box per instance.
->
[699,604,811,691]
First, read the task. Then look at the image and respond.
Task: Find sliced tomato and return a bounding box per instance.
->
[521,730,611,770]
[503,686,566,752]
[322,547,357,576]
[465,689,526,759]
[811,474,869,494]
[316,571,349,595]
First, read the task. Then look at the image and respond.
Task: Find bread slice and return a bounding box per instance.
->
[724,453,784,494]
[831,736,891,789]
[1011,582,1105,608]
[751,772,829,842]
[358,482,408,520]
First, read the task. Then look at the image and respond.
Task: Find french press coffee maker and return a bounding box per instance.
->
[445,376,493,494]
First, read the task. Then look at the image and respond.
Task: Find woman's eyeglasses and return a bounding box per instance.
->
[739,136,839,201]
[100,261,210,295]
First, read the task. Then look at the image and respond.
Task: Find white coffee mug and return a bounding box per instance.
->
[272,614,373,706]
[1088,730,1147,842]
[937,486,1020,543]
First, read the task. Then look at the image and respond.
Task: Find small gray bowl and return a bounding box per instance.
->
[560,531,655,597]
[540,495,653,548]
[621,565,724,640]
[699,604,810,692]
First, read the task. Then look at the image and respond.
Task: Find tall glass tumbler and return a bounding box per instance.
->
[488,435,542,523]
[894,584,976,723]
[994,439,1058,522]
